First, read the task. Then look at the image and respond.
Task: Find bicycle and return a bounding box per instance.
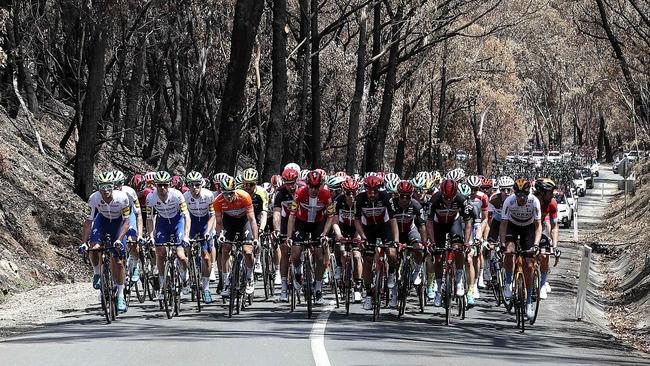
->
[83,235,122,324]
[337,237,363,315]
[158,235,184,319]
[124,239,146,306]
[431,244,468,326]
[223,235,254,318]
[508,244,539,333]
[371,239,393,322]
[484,240,505,306]
[528,246,562,326]
[397,241,426,318]
[259,232,277,300]
[291,234,321,319]
[188,236,211,312]
[139,239,159,302]
[325,238,340,309]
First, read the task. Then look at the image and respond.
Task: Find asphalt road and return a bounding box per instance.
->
[1,168,648,366]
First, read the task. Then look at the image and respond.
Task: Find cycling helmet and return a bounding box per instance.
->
[282,168,299,183]
[284,163,301,173]
[326,175,346,190]
[342,176,359,191]
[385,179,399,194]
[306,170,324,187]
[416,171,432,181]
[440,179,458,199]
[234,175,243,188]
[262,182,273,194]
[144,171,155,183]
[458,183,472,198]
[397,180,414,195]
[131,174,144,190]
[363,172,377,179]
[384,173,400,186]
[424,179,435,192]
[299,169,310,181]
[220,175,236,192]
[335,171,347,178]
[315,168,327,180]
[241,168,259,182]
[498,176,514,188]
[513,178,531,195]
[364,176,382,191]
[376,171,386,182]
[213,172,229,185]
[466,175,482,188]
[95,171,115,186]
[171,175,184,189]
[411,176,427,190]
[112,170,125,185]
[154,171,172,184]
[186,171,203,184]
[481,177,493,189]
[431,171,442,184]
[534,178,557,192]
[271,174,283,188]
[446,168,466,182]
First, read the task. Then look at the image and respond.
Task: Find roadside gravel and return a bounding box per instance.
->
[0,282,95,338]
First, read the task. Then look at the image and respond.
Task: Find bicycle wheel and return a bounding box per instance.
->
[304,252,313,319]
[530,268,541,325]
[162,261,172,319]
[330,254,340,309]
[100,264,112,324]
[502,266,513,313]
[398,260,409,318]
[372,262,383,322]
[458,268,467,320]
[444,268,452,326]
[417,284,424,313]
[267,251,276,298]
[192,253,203,312]
[261,249,270,300]
[173,264,182,316]
[106,265,116,321]
[229,258,240,318]
[515,273,525,332]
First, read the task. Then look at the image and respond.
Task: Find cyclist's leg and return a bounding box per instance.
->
[523,224,536,304]
[539,233,551,293]
[279,218,290,291]
[241,222,255,280]
[88,215,106,274]
[175,215,189,271]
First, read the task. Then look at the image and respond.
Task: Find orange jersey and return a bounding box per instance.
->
[213,189,254,219]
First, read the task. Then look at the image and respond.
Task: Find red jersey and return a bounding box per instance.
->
[139,188,153,208]
[290,186,334,223]
[539,197,559,224]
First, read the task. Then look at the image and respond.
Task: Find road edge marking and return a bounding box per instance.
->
[310,300,336,366]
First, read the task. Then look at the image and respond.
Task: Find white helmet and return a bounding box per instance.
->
[299,169,310,181]
[384,172,400,186]
[498,176,514,188]
[445,168,465,182]
[284,163,301,173]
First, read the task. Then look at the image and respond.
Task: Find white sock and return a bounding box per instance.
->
[455,270,463,285]
[202,277,209,290]
[116,284,125,298]
[93,265,101,275]
[281,277,287,291]
[159,275,165,288]
[436,279,442,291]
[223,272,230,286]
[315,280,322,292]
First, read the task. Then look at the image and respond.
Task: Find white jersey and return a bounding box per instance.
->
[502,194,541,226]
[119,185,141,215]
[145,188,188,220]
[184,189,215,218]
[85,190,131,220]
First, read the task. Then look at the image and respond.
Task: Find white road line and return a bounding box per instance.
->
[310,300,336,366]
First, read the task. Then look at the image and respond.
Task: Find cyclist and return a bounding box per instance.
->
[145,171,192,299]
[210,172,230,279]
[214,176,260,297]
[80,172,132,312]
[499,178,542,319]
[533,178,560,299]
[287,170,335,305]
[354,175,400,311]
[274,168,300,302]
[466,175,489,302]
[486,176,514,243]
[184,171,216,304]
[240,168,269,275]
[426,179,473,307]
[112,171,143,284]
[323,176,363,302]
[390,180,428,306]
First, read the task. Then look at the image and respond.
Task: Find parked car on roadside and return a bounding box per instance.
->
[547,150,562,163]
[581,167,594,189]
[555,192,574,228]
[573,171,586,197]
[588,158,599,177]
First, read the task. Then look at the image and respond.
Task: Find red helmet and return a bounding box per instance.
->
[282,168,299,183]
[481,177,493,188]
[440,179,458,199]
[307,170,323,187]
[364,176,382,191]
[376,171,386,182]
[131,174,144,190]
[397,180,414,195]
[271,174,283,188]
[171,175,183,189]
[335,171,347,178]
[342,176,359,191]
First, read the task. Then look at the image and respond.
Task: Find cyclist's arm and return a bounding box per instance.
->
[418,223,427,244]
[389,218,399,243]
[247,208,259,241]
[117,207,131,242]
[258,210,267,233]
[287,214,296,240]
[533,219,542,247]
[354,218,366,240]
[272,207,282,232]
[499,220,508,245]
[550,220,559,248]
[215,213,224,233]
[463,219,472,246]
[82,219,92,243]
[207,214,216,235]
[426,219,434,244]
[322,214,335,236]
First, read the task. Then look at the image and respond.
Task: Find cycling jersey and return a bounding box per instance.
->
[536,195,559,224]
[502,194,541,226]
[213,190,254,220]
[273,185,296,219]
[334,195,356,229]
[146,188,188,220]
[469,191,488,222]
[389,197,425,233]
[428,192,472,224]
[138,187,153,209]
[290,186,334,223]
[120,185,141,215]
[488,192,507,221]
[248,185,269,218]
[85,190,131,221]
[354,191,394,226]
[184,188,215,241]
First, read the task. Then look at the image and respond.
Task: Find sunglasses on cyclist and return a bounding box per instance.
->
[243,182,256,188]
[345,190,356,196]
[189,182,202,188]
[156,183,170,188]
[98,183,114,191]
[500,188,512,193]
[223,191,235,198]
[399,194,411,199]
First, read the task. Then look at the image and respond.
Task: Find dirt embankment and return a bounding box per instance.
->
[588,162,650,352]
[0,103,153,303]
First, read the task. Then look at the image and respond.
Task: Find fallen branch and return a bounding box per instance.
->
[12,70,46,156]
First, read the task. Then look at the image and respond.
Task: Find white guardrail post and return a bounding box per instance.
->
[573,210,578,241]
[575,245,592,320]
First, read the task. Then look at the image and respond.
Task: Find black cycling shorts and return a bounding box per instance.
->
[505,222,535,251]
[223,218,253,242]
[488,219,501,242]
[398,226,422,245]
[362,223,393,256]
[293,220,326,245]
[432,219,465,248]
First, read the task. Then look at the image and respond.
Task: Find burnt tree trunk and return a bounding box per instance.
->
[362,2,382,172]
[310,0,321,168]
[124,35,146,150]
[295,0,310,165]
[263,0,288,181]
[394,102,410,176]
[213,0,265,174]
[345,8,367,174]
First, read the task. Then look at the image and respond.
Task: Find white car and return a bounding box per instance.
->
[531,150,545,164]
[588,159,599,177]
[573,171,586,197]
[547,150,562,163]
[555,192,574,228]
[506,152,517,163]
